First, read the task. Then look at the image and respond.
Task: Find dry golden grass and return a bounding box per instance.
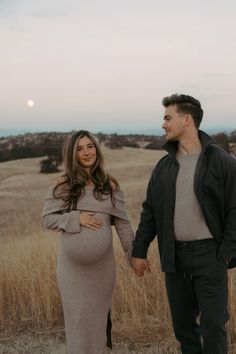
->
[0,147,236,353]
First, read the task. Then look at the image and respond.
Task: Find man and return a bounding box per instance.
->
[131,94,236,354]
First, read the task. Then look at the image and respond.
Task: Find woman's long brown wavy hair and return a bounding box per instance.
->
[53,130,119,210]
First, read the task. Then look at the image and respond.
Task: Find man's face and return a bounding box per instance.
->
[162,104,186,142]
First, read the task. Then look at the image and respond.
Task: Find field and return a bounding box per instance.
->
[0,147,236,353]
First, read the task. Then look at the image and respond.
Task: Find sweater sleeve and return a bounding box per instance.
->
[113,216,134,264]
[111,189,134,265]
[42,210,81,233]
[42,186,81,233]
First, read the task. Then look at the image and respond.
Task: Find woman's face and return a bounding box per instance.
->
[76,136,97,173]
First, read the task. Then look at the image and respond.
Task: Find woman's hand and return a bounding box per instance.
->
[130,257,151,277]
[80,212,103,231]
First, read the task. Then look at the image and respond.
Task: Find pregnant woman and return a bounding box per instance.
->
[42,130,134,354]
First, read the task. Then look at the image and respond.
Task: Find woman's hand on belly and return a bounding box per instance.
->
[80,212,103,231]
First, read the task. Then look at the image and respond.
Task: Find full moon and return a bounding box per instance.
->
[27,100,34,107]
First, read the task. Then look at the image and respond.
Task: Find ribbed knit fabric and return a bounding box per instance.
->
[42,186,134,354]
[174,154,213,241]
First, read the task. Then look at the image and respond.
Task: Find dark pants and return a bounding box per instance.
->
[165,239,229,354]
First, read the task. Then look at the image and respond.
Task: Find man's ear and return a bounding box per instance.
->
[184,114,192,126]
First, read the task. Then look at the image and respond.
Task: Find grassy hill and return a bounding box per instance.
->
[0,147,236,354]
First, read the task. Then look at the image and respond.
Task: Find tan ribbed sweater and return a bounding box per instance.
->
[174,154,213,241]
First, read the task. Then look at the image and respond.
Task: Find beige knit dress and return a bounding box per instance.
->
[42,186,134,354]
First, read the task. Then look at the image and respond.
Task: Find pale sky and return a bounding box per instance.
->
[1,0,236,133]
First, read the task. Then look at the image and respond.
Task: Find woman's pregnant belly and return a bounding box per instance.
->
[60,213,113,264]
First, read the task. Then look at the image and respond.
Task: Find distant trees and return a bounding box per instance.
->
[212,133,230,152]
[104,139,123,149]
[229,130,236,143]
[0,132,66,164]
[40,156,62,173]
[38,134,64,173]
[0,139,44,162]
[0,132,66,174]
[144,136,166,150]
[0,130,236,172]
[104,134,140,149]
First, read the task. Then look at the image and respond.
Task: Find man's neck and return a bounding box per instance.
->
[177,132,202,156]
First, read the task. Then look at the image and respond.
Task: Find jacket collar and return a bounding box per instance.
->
[162,130,215,156]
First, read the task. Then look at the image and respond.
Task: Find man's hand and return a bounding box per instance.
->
[131,257,151,277]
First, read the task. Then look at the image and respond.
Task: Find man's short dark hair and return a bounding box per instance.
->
[162,94,204,128]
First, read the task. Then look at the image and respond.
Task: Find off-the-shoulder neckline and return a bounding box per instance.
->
[84,186,123,193]
[49,185,123,193]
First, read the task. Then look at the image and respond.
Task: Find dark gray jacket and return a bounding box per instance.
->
[132,130,236,272]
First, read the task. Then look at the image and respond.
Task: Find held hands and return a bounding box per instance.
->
[130,257,151,277]
[80,212,102,231]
